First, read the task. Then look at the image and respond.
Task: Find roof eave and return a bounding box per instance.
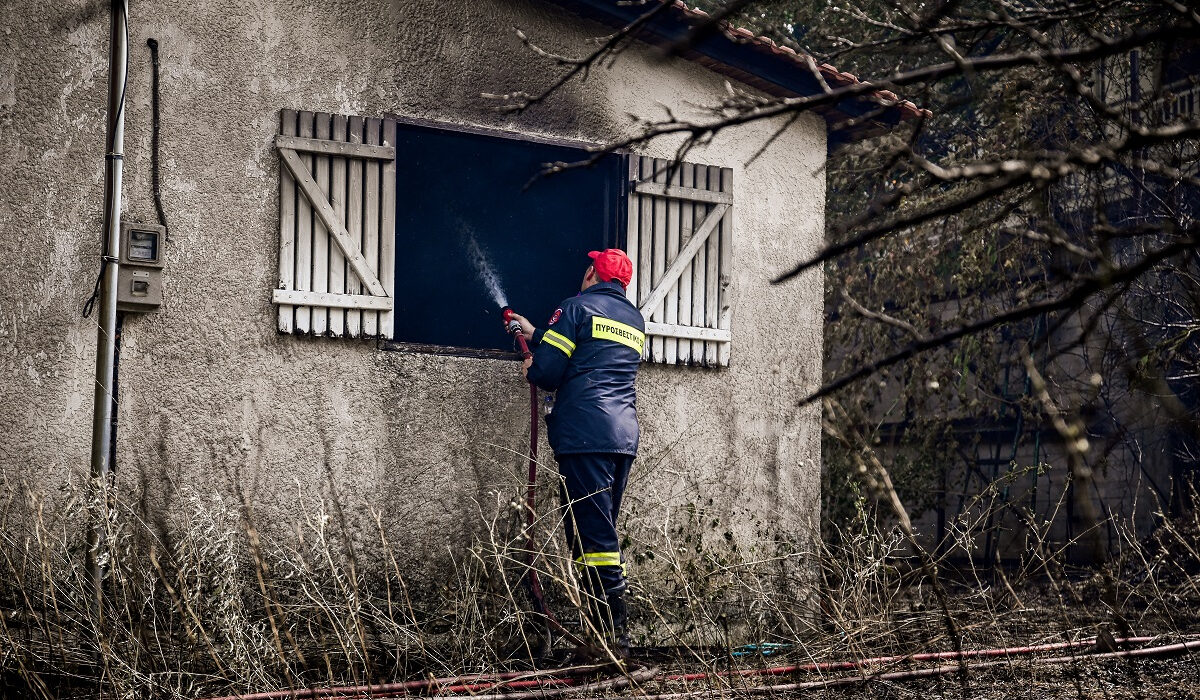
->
[538,0,928,148]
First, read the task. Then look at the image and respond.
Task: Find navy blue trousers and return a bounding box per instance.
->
[556,452,633,595]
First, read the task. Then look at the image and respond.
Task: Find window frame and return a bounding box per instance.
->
[377,114,629,360]
[273,111,733,365]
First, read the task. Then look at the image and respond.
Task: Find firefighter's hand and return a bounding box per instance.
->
[509,312,535,341]
[521,356,533,378]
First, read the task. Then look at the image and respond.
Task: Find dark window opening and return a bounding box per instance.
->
[391,119,626,354]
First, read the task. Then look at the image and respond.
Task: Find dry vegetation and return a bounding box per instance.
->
[2,460,1198,699]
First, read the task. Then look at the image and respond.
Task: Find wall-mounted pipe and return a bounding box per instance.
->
[87,0,129,619]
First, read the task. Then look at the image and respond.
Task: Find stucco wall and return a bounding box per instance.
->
[1,0,825,593]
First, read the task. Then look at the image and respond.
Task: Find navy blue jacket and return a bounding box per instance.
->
[526,281,645,456]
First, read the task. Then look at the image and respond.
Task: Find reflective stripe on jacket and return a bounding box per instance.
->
[526,281,645,456]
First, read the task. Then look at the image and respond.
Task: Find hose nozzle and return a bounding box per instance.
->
[501,306,532,359]
[501,306,522,336]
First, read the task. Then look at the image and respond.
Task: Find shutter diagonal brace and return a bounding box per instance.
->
[279,148,388,298]
[639,202,730,318]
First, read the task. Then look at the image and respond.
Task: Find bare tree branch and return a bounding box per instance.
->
[805,228,1199,405]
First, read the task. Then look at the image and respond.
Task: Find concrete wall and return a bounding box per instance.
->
[1,0,825,591]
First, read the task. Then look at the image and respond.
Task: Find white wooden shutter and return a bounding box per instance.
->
[626,156,733,367]
[275,110,397,338]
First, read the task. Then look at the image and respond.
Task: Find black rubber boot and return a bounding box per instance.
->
[605,589,631,659]
[564,570,606,664]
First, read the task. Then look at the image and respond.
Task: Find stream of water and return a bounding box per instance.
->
[462,228,509,309]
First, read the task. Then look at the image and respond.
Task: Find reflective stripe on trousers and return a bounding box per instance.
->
[557,452,634,595]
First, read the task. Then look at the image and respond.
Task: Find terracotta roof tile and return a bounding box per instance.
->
[669,0,926,120]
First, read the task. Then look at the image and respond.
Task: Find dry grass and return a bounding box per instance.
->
[1,463,1198,699]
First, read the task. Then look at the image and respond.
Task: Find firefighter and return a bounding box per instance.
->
[507,249,644,656]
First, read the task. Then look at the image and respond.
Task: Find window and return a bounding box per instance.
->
[389,119,624,354]
[274,111,734,366]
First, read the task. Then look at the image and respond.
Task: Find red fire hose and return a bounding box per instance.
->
[660,635,1157,681]
[200,636,1190,700]
[502,308,589,651]
[635,637,1200,699]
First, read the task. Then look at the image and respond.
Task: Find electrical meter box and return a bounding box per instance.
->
[116,222,165,312]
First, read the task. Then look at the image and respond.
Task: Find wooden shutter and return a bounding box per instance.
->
[275,110,397,338]
[626,156,733,367]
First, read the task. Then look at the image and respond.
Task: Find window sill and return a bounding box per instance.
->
[378,340,522,361]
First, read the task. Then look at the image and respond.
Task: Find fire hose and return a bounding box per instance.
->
[200,636,1193,700]
[502,307,589,652]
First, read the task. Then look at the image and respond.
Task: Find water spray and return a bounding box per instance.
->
[463,228,509,309]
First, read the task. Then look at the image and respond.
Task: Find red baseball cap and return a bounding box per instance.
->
[588,249,633,288]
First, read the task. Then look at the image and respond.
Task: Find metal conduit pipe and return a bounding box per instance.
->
[198,636,1167,700]
[87,0,129,622]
